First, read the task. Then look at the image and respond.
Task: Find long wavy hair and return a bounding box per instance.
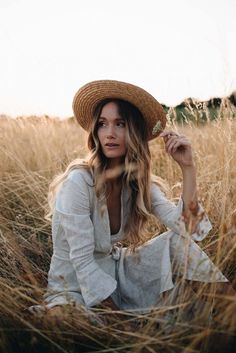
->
[45,98,168,249]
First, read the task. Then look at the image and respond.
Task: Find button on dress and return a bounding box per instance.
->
[29,168,228,314]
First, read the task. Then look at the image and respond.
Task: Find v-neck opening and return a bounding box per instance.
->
[106,185,124,237]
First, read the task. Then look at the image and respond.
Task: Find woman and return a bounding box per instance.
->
[29,80,232,320]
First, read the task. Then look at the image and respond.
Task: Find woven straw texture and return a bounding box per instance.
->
[72,80,166,141]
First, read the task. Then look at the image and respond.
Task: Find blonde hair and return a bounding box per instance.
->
[45,98,168,250]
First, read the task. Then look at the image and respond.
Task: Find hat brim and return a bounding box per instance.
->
[72,80,166,141]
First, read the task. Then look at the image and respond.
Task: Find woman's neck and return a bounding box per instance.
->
[104,164,124,183]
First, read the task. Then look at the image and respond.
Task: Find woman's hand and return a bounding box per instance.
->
[159,130,194,169]
[99,296,120,310]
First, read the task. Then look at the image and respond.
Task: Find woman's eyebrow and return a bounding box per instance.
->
[99,116,125,121]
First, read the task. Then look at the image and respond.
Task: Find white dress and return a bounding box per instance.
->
[29,167,228,314]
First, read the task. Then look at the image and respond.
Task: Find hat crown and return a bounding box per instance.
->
[72,79,166,141]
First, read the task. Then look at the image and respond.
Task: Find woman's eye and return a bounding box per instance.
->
[117,122,125,127]
[98,121,106,127]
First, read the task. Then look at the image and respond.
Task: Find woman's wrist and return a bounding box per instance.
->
[180,163,196,172]
[179,162,196,170]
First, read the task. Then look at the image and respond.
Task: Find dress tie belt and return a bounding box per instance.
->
[109,242,123,307]
[110,242,123,261]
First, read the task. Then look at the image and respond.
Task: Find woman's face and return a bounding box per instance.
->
[97,101,127,166]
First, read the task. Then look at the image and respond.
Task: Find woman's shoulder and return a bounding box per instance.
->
[67,166,94,186]
[150,181,162,197]
[55,167,94,211]
[150,175,171,199]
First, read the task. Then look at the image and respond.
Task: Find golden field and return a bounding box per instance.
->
[0,102,236,353]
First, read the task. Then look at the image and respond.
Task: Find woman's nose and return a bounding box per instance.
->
[106,125,116,137]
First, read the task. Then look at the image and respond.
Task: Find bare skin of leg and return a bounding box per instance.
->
[45,304,137,330]
[45,283,235,329]
[44,305,73,325]
[46,305,66,317]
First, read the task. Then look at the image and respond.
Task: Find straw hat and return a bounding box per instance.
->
[72,79,166,141]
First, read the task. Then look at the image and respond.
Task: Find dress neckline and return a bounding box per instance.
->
[105,184,124,237]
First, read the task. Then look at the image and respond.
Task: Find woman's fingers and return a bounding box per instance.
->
[167,140,181,153]
[165,135,179,145]
[165,135,182,148]
[160,131,192,155]
[165,137,178,152]
[165,137,190,154]
[161,131,185,143]
[167,141,183,154]
[160,130,178,137]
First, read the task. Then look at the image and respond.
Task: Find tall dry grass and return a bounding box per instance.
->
[0,103,236,353]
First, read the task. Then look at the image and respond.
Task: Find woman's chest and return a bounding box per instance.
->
[106,194,121,235]
[91,188,130,252]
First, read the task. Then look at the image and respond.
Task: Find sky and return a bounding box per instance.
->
[0,0,235,118]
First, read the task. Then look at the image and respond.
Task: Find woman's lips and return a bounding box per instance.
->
[105,143,119,149]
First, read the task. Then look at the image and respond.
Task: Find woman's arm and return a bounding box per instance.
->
[160,130,199,212]
[153,130,211,238]
[181,165,198,212]
[53,170,117,307]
